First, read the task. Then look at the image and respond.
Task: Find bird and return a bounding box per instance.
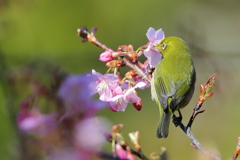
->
[151,36,196,138]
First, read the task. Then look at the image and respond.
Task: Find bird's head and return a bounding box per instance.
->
[155,37,189,57]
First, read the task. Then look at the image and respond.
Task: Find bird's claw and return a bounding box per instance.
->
[172,110,187,132]
[172,114,183,127]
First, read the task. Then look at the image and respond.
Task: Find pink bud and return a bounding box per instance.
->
[133,100,142,111]
[99,50,113,62]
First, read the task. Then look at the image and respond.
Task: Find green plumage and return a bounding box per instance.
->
[151,37,196,138]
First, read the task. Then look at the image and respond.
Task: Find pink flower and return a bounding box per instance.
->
[109,82,145,112]
[90,70,145,112]
[144,27,165,67]
[91,70,119,101]
[99,50,113,62]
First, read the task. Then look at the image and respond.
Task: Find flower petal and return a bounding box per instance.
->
[103,74,118,83]
[109,95,128,112]
[146,27,156,41]
[125,91,141,103]
[134,82,147,89]
[154,28,165,43]
[144,49,161,67]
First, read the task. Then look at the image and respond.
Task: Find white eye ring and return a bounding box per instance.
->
[162,43,167,50]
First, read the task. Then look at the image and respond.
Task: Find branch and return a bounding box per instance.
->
[174,73,223,160]
[105,124,149,160]
[77,27,150,83]
[98,152,123,160]
[187,73,217,128]
[232,137,240,160]
[186,128,223,160]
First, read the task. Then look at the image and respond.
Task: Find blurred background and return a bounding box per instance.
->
[0,0,240,159]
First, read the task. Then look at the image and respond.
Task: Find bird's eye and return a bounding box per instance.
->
[162,43,167,50]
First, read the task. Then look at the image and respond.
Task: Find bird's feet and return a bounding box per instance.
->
[172,114,182,127]
[172,110,187,133]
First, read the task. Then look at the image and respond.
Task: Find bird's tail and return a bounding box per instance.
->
[156,111,172,138]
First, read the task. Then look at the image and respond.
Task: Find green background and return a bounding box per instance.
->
[0,0,240,159]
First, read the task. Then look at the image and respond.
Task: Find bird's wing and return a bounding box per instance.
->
[170,68,196,111]
[169,80,190,110]
[153,75,174,111]
[154,68,196,112]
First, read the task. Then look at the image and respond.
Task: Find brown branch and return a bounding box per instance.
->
[106,135,149,160]
[98,152,124,160]
[187,73,217,128]
[186,127,223,160]
[77,27,150,83]
[121,57,150,83]
[232,137,240,160]
[174,73,223,160]
[104,129,149,160]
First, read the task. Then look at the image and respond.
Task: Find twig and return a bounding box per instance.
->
[121,57,150,83]
[106,136,149,160]
[187,73,217,128]
[98,151,124,160]
[77,27,150,83]
[232,137,240,160]
[104,127,149,160]
[174,118,223,160]
[174,73,223,160]
[186,127,223,160]
[122,145,148,160]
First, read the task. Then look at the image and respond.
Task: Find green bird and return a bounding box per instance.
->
[151,36,196,138]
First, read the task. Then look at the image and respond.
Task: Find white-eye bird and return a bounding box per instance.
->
[151,36,196,138]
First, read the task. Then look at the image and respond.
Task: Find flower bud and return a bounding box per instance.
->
[106,60,124,68]
[133,100,142,111]
[99,50,113,62]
